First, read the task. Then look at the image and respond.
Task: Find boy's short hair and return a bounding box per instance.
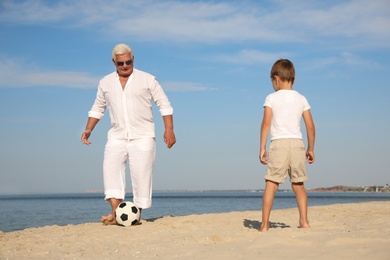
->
[270,59,295,83]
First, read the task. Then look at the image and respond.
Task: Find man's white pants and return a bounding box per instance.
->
[103,138,156,209]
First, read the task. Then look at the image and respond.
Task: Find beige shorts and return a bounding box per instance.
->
[264,138,308,183]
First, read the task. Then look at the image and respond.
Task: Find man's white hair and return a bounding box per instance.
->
[112,43,133,60]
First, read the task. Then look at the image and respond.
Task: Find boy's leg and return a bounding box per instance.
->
[291,182,310,228]
[259,180,279,232]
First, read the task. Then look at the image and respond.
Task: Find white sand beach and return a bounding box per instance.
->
[1,201,389,259]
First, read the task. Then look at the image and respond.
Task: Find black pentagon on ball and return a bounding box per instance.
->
[131,206,138,214]
[120,213,128,221]
[118,202,126,208]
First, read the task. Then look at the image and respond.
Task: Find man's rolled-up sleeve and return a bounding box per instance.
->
[88,85,106,119]
[151,78,173,116]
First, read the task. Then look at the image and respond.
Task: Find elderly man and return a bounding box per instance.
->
[81,43,176,224]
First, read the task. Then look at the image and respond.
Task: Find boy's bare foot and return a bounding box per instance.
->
[259,223,269,232]
[299,221,310,229]
[101,213,117,225]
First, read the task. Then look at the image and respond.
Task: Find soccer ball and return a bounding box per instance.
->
[115,201,140,227]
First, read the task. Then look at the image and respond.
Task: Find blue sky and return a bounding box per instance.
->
[0,0,389,194]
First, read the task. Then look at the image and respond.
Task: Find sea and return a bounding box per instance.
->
[1,191,390,233]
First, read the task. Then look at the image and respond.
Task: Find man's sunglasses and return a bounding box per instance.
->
[115,59,133,66]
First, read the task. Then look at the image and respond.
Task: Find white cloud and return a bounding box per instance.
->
[293,0,390,37]
[303,51,380,71]
[1,0,389,45]
[0,59,99,88]
[0,58,215,91]
[341,52,374,66]
[0,0,75,23]
[210,49,291,64]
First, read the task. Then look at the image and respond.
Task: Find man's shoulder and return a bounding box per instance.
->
[134,68,156,79]
[100,71,117,81]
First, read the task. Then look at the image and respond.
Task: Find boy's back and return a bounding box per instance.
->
[264,89,310,141]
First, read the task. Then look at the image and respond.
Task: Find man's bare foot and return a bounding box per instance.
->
[259,223,269,232]
[101,213,117,225]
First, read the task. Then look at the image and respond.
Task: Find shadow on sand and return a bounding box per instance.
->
[145,215,174,222]
[243,219,291,230]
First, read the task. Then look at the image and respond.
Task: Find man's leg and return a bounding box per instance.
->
[128,138,156,220]
[260,180,279,232]
[102,139,128,225]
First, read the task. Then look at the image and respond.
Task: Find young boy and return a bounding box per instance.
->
[259,59,315,232]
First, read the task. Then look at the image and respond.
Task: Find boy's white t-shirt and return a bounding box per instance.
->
[263,90,310,141]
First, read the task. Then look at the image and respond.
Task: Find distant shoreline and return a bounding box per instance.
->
[1,186,388,196]
[308,185,390,193]
[85,185,390,194]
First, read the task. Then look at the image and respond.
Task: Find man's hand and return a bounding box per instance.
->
[164,129,176,149]
[81,130,92,145]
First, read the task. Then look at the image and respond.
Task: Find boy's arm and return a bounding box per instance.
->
[259,106,272,164]
[303,109,315,164]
